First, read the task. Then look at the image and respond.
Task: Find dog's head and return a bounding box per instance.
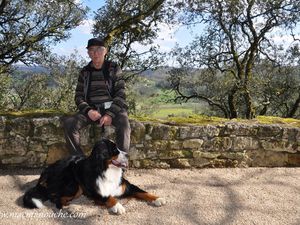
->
[90,139,128,169]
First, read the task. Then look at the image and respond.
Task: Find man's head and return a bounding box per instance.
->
[86,38,107,65]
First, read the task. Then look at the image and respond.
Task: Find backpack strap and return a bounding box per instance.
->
[82,70,90,102]
[103,60,115,97]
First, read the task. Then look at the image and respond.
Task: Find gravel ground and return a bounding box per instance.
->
[0,168,299,225]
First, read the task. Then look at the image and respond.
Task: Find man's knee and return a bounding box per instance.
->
[116,114,131,131]
[63,115,76,131]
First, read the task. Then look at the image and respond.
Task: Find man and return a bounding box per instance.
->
[63,38,131,155]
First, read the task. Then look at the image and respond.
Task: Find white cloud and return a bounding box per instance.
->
[131,22,179,53]
[78,19,95,35]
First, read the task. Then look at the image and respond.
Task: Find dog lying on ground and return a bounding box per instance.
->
[23,139,166,214]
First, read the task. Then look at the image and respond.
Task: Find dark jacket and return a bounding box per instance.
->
[74,61,128,118]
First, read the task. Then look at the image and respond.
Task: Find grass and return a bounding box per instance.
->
[1,106,300,127]
[131,103,300,127]
[149,103,204,118]
[0,109,69,117]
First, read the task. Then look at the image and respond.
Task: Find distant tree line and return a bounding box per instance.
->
[1,0,300,119]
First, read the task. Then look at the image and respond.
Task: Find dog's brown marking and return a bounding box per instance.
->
[60,185,83,206]
[106,155,119,167]
[121,182,127,194]
[134,192,158,202]
[105,196,118,208]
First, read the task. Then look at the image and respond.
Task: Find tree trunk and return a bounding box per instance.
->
[243,89,255,119]
[228,85,238,119]
[286,92,300,118]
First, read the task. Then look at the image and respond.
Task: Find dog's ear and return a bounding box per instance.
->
[102,138,117,151]
[90,140,109,160]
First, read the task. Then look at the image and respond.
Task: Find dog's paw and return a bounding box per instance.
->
[109,202,126,215]
[152,197,166,207]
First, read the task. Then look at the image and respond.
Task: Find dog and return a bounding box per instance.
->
[23,139,166,214]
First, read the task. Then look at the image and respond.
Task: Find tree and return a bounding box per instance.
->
[92,0,170,75]
[252,46,300,118]
[0,0,87,74]
[9,72,50,110]
[171,0,300,118]
[44,52,87,112]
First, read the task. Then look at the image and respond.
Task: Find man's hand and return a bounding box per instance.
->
[88,109,101,121]
[99,114,112,126]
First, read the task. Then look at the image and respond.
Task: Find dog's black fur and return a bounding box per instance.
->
[23,139,165,214]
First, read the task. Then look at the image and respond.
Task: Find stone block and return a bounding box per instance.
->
[130,120,146,143]
[288,153,300,166]
[1,156,27,164]
[282,127,300,141]
[159,150,192,159]
[191,157,211,168]
[46,143,69,164]
[183,139,204,149]
[261,139,297,153]
[204,137,233,151]
[170,158,191,168]
[178,125,219,139]
[169,140,183,150]
[193,151,220,159]
[150,124,177,140]
[5,117,33,137]
[233,137,259,151]
[257,125,283,138]
[220,122,258,136]
[264,151,288,167]
[4,135,27,156]
[26,151,47,167]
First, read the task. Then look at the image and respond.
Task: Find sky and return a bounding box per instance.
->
[52,0,300,64]
[51,0,199,65]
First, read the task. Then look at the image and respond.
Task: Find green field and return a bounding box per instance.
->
[150,103,197,118]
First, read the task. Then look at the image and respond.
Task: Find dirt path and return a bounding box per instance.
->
[0,168,299,225]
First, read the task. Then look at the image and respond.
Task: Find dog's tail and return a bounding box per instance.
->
[23,185,48,209]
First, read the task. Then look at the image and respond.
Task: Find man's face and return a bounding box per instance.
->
[87,46,107,63]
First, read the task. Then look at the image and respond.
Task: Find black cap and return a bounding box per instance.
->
[86,38,106,49]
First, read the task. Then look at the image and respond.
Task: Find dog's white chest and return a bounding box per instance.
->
[96,167,123,197]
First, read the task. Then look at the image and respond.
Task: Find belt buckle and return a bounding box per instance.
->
[104,101,113,109]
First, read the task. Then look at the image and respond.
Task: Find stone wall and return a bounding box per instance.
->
[0,114,299,168]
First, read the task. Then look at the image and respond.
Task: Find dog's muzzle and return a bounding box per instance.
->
[112,150,128,168]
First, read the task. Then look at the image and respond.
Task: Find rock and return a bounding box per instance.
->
[178,125,219,139]
[46,143,69,165]
[1,156,27,165]
[204,137,233,151]
[130,120,146,144]
[26,151,47,167]
[233,137,259,151]
[170,159,191,168]
[257,125,283,138]
[169,140,183,150]
[193,151,221,159]
[5,117,33,137]
[4,135,27,156]
[159,150,192,159]
[183,139,204,149]
[220,122,258,136]
[149,124,177,140]
[261,139,297,153]
[288,153,300,166]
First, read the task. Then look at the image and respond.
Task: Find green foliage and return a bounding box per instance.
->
[0,52,87,112]
[0,0,87,73]
[92,0,167,75]
[169,0,300,119]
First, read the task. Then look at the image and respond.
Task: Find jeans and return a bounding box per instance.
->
[63,110,131,155]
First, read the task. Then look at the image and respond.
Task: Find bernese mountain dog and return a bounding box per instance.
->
[23,139,166,214]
